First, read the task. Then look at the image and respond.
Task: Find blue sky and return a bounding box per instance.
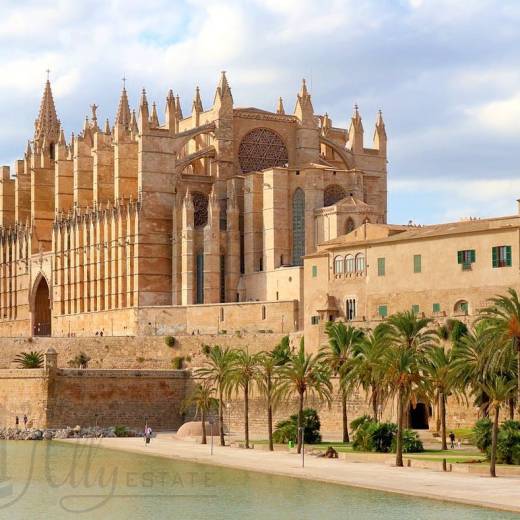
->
[1,0,519,224]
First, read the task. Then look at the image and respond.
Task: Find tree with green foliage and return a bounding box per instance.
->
[228,349,261,449]
[479,288,520,418]
[423,345,459,450]
[383,311,436,467]
[320,322,364,442]
[351,324,388,421]
[181,382,219,444]
[481,375,516,477]
[278,340,332,454]
[195,345,236,446]
[14,351,44,369]
[273,408,322,445]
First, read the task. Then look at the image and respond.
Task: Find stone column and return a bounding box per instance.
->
[73,137,94,208]
[181,191,194,305]
[226,181,241,302]
[0,167,14,227]
[243,173,263,275]
[203,192,220,303]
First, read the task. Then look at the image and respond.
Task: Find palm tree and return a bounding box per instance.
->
[320,322,364,442]
[195,345,236,446]
[351,324,388,421]
[228,349,261,449]
[256,352,282,451]
[423,345,458,450]
[278,340,332,454]
[14,351,44,368]
[481,375,516,477]
[181,382,218,444]
[479,288,520,417]
[383,311,436,467]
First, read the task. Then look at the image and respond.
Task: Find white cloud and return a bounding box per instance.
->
[465,93,520,133]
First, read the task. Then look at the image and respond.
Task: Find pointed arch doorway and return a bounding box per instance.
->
[33,276,51,336]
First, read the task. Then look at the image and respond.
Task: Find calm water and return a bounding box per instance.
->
[0,441,516,519]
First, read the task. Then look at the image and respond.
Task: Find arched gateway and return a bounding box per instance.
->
[32,276,51,336]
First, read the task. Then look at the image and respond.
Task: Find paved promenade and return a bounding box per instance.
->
[65,434,520,514]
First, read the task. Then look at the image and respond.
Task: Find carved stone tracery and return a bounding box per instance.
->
[238,128,289,173]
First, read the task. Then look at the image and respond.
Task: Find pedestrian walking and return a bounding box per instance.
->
[23,414,28,430]
[144,425,152,445]
[15,416,19,430]
[449,431,455,449]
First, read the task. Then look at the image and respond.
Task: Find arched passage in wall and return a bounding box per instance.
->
[292,188,305,266]
[32,275,51,336]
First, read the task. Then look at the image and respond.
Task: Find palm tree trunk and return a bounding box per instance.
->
[395,390,404,467]
[341,391,349,443]
[219,387,225,446]
[440,391,447,451]
[267,376,274,451]
[490,405,499,478]
[244,381,249,449]
[509,398,514,421]
[201,409,207,445]
[297,391,304,454]
[372,389,378,422]
[435,393,441,433]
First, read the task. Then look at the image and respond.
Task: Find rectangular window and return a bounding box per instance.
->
[377,257,385,276]
[412,304,420,314]
[312,265,318,278]
[492,246,512,268]
[346,298,356,320]
[432,303,441,313]
[413,254,421,273]
[378,305,388,318]
[457,249,476,270]
[311,316,320,325]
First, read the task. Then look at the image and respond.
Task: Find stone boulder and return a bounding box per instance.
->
[177,421,225,439]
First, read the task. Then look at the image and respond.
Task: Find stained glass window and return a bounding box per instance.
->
[192,192,208,228]
[238,128,288,173]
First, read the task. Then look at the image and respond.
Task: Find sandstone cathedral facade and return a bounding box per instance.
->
[0,73,387,337]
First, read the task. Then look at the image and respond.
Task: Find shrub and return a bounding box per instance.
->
[201,344,211,356]
[67,351,91,369]
[273,408,322,444]
[495,420,520,464]
[164,336,176,348]
[14,351,44,369]
[352,417,396,453]
[136,357,145,363]
[392,429,424,453]
[114,425,130,437]
[473,418,492,452]
[172,357,184,369]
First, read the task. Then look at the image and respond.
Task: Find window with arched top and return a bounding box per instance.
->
[238,128,289,173]
[292,188,305,266]
[334,256,344,274]
[192,192,209,227]
[346,218,355,234]
[454,300,469,315]
[355,253,365,273]
[324,184,346,207]
[345,255,355,273]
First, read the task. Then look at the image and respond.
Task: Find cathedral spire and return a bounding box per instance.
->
[373,109,387,156]
[138,88,149,133]
[294,78,314,124]
[175,94,183,120]
[115,85,131,128]
[348,103,364,154]
[276,97,285,115]
[34,78,60,145]
[104,118,111,135]
[150,102,160,127]
[192,86,203,113]
[213,71,233,109]
[165,89,176,132]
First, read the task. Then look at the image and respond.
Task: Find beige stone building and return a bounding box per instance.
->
[303,215,520,350]
[0,74,387,337]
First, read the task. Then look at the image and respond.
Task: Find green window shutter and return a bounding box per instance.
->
[412,304,419,314]
[457,251,463,264]
[312,265,317,278]
[506,246,512,266]
[413,254,421,273]
[377,257,385,276]
[492,247,498,268]
[470,249,476,263]
[378,305,388,318]
[433,303,440,313]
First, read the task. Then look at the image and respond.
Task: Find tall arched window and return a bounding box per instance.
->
[345,255,355,273]
[355,253,365,273]
[292,188,305,266]
[192,192,209,228]
[346,218,355,234]
[334,256,343,274]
